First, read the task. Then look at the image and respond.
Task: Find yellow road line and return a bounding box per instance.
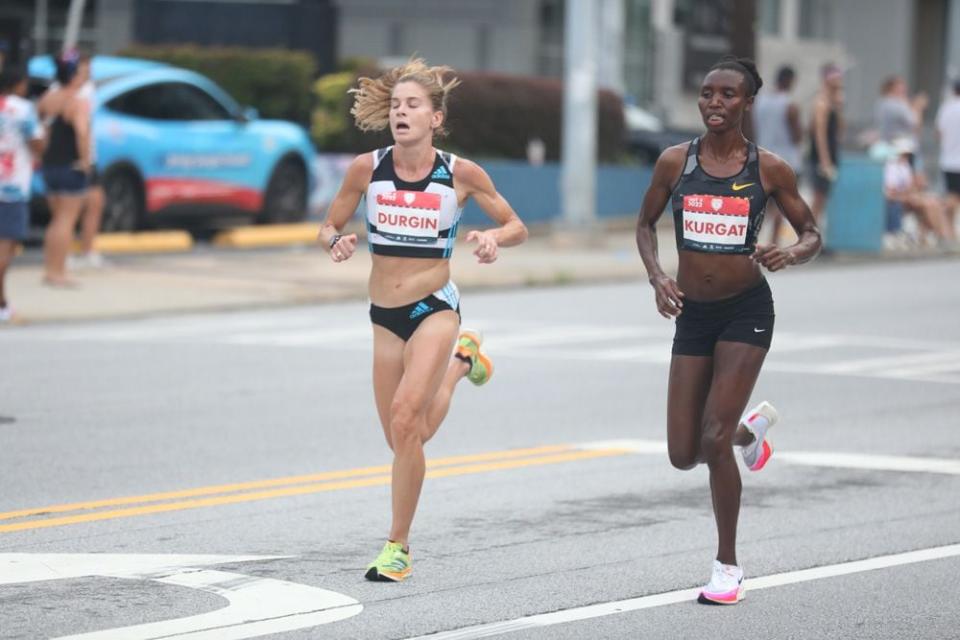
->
[0,447,625,533]
[0,445,571,522]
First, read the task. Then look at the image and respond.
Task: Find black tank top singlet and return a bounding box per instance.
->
[809,107,839,167]
[43,116,80,166]
[671,137,767,255]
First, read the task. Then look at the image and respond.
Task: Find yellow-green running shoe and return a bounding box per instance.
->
[456,329,493,385]
[365,541,411,582]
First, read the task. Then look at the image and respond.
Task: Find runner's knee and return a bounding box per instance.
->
[669,447,699,470]
[389,400,423,444]
[699,416,734,464]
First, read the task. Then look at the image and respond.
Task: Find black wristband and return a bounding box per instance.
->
[329,234,342,249]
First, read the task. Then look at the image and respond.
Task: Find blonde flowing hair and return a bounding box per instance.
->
[350,58,461,137]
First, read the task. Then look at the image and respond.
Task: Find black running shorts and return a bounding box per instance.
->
[672,279,775,356]
[944,171,960,196]
[370,294,460,342]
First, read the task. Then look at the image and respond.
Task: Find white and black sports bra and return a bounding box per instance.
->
[365,146,463,258]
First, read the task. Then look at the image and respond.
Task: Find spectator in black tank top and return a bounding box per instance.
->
[37,50,91,287]
[808,63,844,230]
[635,56,821,606]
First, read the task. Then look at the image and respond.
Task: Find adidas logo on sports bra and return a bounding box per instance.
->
[431,165,451,180]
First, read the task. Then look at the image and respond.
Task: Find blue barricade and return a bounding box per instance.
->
[825,154,885,253]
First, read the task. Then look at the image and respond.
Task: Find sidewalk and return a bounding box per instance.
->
[6,220,957,326]
[3,224,659,325]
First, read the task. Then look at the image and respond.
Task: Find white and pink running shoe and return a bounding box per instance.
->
[740,400,779,471]
[698,560,744,605]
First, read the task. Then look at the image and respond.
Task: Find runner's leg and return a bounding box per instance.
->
[667,355,714,470]
[700,341,767,566]
[388,311,460,545]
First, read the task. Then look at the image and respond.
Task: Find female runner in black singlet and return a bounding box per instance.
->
[319,59,527,582]
[635,57,821,604]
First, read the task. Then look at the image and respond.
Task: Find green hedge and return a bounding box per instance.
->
[311,69,625,161]
[120,45,316,124]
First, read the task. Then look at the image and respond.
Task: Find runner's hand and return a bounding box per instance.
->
[466,230,499,264]
[650,274,684,318]
[753,244,796,272]
[330,234,358,263]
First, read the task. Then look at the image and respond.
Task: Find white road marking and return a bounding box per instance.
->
[777,451,960,475]
[7,319,960,383]
[579,440,960,475]
[0,554,362,639]
[403,543,960,640]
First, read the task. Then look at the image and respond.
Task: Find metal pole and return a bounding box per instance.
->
[560,0,598,234]
[34,0,49,55]
[63,0,88,51]
[598,0,625,96]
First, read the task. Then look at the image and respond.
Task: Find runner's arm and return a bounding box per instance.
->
[455,158,527,248]
[755,153,821,271]
[636,145,686,318]
[318,153,372,253]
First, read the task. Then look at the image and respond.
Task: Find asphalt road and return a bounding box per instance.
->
[1,259,959,639]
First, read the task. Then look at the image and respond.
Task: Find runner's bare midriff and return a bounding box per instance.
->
[369,255,451,307]
[676,252,763,301]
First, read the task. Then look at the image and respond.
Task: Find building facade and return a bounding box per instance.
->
[1,0,955,137]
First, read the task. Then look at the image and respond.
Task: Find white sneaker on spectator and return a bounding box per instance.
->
[68,252,110,270]
[0,305,13,323]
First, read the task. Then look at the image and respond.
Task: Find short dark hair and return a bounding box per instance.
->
[54,50,81,85]
[0,66,25,92]
[776,66,795,89]
[709,56,764,97]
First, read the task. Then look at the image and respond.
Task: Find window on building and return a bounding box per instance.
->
[624,0,654,106]
[759,0,781,36]
[537,0,564,78]
[476,24,491,71]
[799,0,833,40]
[388,22,404,57]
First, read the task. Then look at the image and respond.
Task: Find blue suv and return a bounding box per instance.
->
[29,55,317,230]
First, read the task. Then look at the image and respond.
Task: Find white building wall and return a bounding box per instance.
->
[335,0,540,74]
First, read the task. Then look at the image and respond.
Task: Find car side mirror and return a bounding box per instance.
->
[238,106,259,123]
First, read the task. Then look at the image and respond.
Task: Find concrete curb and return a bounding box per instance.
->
[81,231,194,254]
[212,223,319,248]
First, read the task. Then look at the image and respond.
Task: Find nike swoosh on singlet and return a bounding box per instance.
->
[731,182,755,191]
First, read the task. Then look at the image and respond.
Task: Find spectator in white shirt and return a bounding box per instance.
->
[936,79,960,237]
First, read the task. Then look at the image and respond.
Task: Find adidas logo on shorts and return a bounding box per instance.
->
[409,301,433,320]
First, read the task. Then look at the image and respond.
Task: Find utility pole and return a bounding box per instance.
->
[33,0,49,55]
[63,0,88,51]
[730,0,756,139]
[560,0,598,238]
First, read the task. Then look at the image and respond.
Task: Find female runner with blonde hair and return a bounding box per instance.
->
[319,59,527,582]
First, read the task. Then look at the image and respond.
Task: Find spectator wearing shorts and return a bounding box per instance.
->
[884,138,954,249]
[0,67,45,322]
[37,50,91,287]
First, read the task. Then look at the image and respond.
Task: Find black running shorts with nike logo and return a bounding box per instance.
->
[671,279,775,356]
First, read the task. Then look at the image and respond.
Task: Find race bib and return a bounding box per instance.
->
[375,190,442,244]
[682,195,749,246]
